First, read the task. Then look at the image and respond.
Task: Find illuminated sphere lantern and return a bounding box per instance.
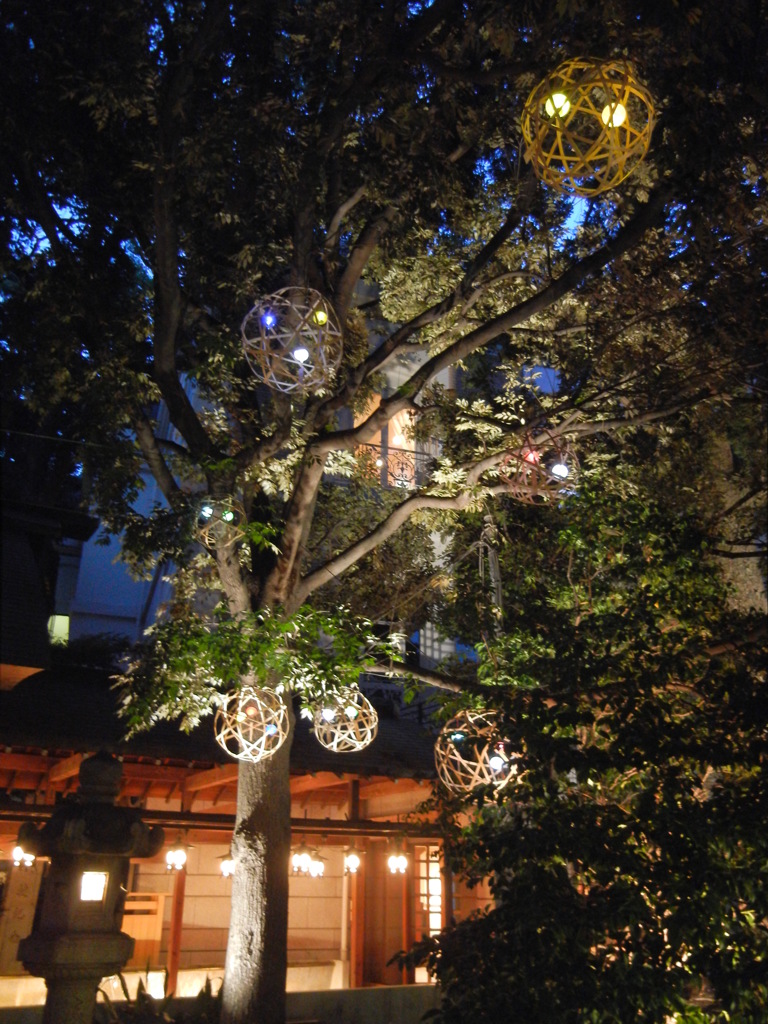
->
[214,686,289,762]
[312,687,379,753]
[196,497,246,550]
[241,287,343,394]
[500,433,578,504]
[434,709,520,794]
[521,56,655,196]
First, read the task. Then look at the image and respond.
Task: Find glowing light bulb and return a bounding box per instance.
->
[545,92,570,118]
[165,847,187,871]
[222,509,235,523]
[12,845,34,868]
[200,505,214,519]
[601,102,627,127]
[489,754,506,773]
[265,722,278,736]
[312,308,328,326]
[321,707,336,723]
[388,852,408,874]
[293,346,310,363]
[344,705,359,720]
[220,858,236,878]
[292,847,311,874]
[551,462,569,480]
[261,311,277,328]
[309,855,325,878]
[344,851,361,875]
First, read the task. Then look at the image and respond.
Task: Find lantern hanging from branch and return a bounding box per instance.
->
[312,687,379,753]
[434,709,520,793]
[521,56,655,196]
[499,431,578,504]
[241,287,343,394]
[214,686,289,762]
[196,497,246,549]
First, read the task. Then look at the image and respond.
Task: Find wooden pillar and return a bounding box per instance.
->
[350,846,365,988]
[166,866,186,994]
[401,850,415,985]
[441,848,454,929]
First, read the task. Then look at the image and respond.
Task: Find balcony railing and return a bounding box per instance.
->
[356,441,440,490]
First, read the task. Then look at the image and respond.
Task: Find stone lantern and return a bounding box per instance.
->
[16,752,164,1024]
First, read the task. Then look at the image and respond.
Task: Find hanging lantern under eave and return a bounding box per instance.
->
[521,56,655,197]
[241,287,343,395]
[434,709,521,794]
[214,686,290,763]
[291,843,325,877]
[344,846,362,875]
[387,844,408,875]
[12,844,35,869]
[312,687,379,753]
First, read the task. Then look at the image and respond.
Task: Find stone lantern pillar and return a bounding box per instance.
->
[16,752,164,1024]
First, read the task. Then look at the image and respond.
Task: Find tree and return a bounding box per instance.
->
[409,469,768,1023]
[1,1,765,1022]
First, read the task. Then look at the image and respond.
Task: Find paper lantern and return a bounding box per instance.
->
[521,57,655,196]
[241,287,343,393]
[312,687,379,753]
[500,433,577,504]
[214,686,289,762]
[434,709,519,793]
[196,497,246,549]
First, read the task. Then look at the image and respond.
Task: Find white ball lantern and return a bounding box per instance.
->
[500,433,577,504]
[214,686,289,762]
[434,709,519,794]
[241,287,343,394]
[521,56,655,197]
[196,497,246,549]
[312,687,379,753]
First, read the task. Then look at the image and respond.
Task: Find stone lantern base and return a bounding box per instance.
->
[19,930,134,1024]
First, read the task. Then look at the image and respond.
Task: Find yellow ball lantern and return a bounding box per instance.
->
[521,57,655,196]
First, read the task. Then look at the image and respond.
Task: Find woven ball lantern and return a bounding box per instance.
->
[500,432,578,504]
[241,287,343,394]
[214,686,289,762]
[521,56,655,196]
[434,709,519,793]
[196,497,246,549]
[312,687,379,753]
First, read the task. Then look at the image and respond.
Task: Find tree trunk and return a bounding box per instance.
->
[220,703,295,1024]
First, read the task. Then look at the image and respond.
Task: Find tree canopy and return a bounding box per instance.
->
[1,1,766,1022]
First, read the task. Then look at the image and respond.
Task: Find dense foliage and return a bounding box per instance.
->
[412,474,768,1023]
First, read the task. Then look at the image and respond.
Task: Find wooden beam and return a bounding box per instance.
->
[358,778,424,799]
[47,753,83,783]
[0,753,58,773]
[289,771,352,795]
[183,764,238,794]
[120,763,192,784]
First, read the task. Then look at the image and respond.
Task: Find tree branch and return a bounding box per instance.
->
[133,412,181,505]
[335,206,398,321]
[263,456,328,611]
[294,486,508,605]
[323,185,367,257]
